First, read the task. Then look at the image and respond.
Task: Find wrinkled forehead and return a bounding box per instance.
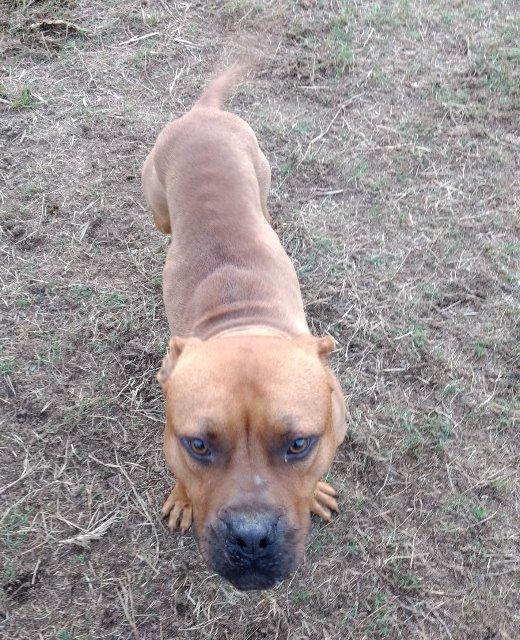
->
[172,337,326,387]
[168,339,330,430]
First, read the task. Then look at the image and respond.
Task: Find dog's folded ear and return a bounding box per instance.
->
[295,334,336,363]
[157,336,202,387]
[328,371,347,446]
[296,335,346,444]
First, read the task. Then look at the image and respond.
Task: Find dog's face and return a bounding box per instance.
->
[158,334,346,590]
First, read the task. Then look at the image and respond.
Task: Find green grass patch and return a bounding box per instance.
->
[470,47,519,98]
[104,291,127,310]
[309,530,335,555]
[425,412,452,449]
[474,339,488,359]
[326,16,355,74]
[12,86,39,108]
[69,284,94,302]
[15,297,30,309]
[294,589,313,604]
[410,324,427,353]
[469,503,488,523]
[0,560,18,587]
[2,507,31,550]
[0,346,16,375]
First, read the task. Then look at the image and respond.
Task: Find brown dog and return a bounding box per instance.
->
[141,65,346,590]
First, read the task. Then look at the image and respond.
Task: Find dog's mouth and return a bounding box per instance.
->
[199,513,303,591]
[204,546,299,591]
[220,569,285,591]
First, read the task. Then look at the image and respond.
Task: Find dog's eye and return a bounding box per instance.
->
[287,437,310,456]
[189,438,209,455]
[181,437,213,462]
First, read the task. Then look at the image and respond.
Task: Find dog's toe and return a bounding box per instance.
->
[162,483,193,533]
[311,479,339,522]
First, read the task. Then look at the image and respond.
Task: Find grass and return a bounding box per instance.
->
[0,0,518,638]
[469,504,488,523]
[11,86,39,108]
[474,339,488,358]
[0,346,16,375]
[69,284,94,301]
[327,16,355,74]
[104,291,127,310]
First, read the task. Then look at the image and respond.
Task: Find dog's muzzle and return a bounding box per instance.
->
[204,507,300,590]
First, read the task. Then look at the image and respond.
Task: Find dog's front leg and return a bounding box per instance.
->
[162,481,193,533]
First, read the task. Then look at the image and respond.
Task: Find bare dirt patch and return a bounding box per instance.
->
[1,1,518,638]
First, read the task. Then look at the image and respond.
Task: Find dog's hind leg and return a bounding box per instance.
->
[142,151,171,234]
[255,148,272,224]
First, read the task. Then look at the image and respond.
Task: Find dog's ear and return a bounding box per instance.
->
[295,334,336,364]
[296,335,346,444]
[328,371,347,446]
[157,336,201,388]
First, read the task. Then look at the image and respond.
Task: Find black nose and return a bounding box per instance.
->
[223,512,278,558]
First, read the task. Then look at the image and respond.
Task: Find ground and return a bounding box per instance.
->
[1,0,519,638]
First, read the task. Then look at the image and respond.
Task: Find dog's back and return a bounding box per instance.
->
[142,67,308,339]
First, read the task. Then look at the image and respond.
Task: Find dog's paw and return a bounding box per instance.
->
[162,483,193,533]
[311,480,339,522]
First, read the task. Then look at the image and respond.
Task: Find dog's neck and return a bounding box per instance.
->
[192,302,308,340]
[208,325,295,340]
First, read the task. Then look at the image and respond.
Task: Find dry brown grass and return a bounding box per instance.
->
[1,0,518,638]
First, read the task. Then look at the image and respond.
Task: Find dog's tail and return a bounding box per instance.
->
[195,63,250,110]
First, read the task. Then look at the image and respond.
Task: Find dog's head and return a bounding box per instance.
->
[158,334,346,590]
